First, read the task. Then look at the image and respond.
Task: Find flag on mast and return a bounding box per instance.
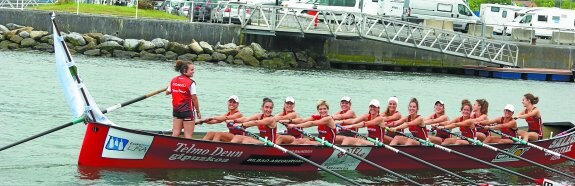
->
[52,12,115,126]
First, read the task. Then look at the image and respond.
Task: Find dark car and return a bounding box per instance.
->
[189,0,219,21]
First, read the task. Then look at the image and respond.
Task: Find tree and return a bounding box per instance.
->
[534,0,555,7]
[468,0,513,11]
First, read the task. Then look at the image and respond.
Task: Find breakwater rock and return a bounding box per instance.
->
[0,23,328,69]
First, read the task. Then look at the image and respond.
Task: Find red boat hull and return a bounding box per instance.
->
[79,122,575,171]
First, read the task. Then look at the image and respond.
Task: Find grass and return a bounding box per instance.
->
[29,3,188,21]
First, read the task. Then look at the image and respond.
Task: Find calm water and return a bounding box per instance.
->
[0,50,574,185]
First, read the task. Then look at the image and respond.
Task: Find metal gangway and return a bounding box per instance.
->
[0,0,49,9]
[230,5,518,67]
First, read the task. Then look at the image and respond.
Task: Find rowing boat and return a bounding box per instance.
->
[78,122,575,171]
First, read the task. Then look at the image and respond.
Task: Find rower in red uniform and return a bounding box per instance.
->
[166,60,201,139]
[340,99,386,146]
[282,100,337,145]
[446,99,489,141]
[228,98,277,144]
[426,100,450,145]
[275,97,301,144]
[439,99,475,145]
[333,96,357,144]
[201,95,243,142]
[388,98,426,145]
[381,96,403,144]
[515,93,543,141]
[480,104,518,144]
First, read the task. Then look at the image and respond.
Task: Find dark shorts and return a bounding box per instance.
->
[337,130,357,137]
[173,110,194,121]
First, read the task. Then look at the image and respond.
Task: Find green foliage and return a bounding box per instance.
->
[534,0,555,7]
[56,0,73,4]
[468,0,513,11]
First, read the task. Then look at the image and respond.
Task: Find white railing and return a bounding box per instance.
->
[239,5,518,67]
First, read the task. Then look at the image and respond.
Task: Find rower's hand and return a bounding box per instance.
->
[278,120,288,124]
[233,123,243,128]
[389,127,397,133]
[225,120,235,124]
[385,121,395,127]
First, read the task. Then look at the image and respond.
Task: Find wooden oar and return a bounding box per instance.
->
[0,88,166,152]
[335,124,477,185]
[231,123,361,185]
[477,125,575,163]
[281,123,421,185]
[441,128,575,180]
[391,127,564,185]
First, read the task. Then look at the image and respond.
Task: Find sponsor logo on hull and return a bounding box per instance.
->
[241,155,307,166]
[321,147,372,170]
[169,143,244,163]
[491,145,530,163]
[547,134,575,160]
[101,128,154,159]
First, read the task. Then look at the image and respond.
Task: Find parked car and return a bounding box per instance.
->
[188,0,220,22]
[177,1,192,16]
[214,1,252,24]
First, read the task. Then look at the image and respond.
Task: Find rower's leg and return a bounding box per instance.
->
[405,138,420,146]
[215,133,235,142]
[428,136,442,145]
[528,132,540,141]
[382,136,393,144]
[334,135,346,144]
[454,140,470,145]
[203,132,216,140]
[500,139,514,144]
[183,120,195,139]
[482,136,498,144]
[305,141,321,145]
[441,138,457,145]
[341,137,356,145]
[172,118,183,137]
[476,132,486,141]
[230,135,245,143]
[389,136,404,145]
[276,135,295,144]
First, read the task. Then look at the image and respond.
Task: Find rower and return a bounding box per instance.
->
[333,96,357,144]
[380,96,403,144]
[388,98,426,146]
[282,100,337,145]
[444,99,490,141]
[228,98,277,144]
[515,93,543,141]
[201,95,243,142]
[340,99,387,146]
[438,99,475,145]
[480,104,518,144]
[425,100,450,145]
[275,97,301,144]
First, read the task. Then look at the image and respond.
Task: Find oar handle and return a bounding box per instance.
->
[235,122,360,186]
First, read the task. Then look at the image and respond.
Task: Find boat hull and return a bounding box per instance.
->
[79,123,575,171]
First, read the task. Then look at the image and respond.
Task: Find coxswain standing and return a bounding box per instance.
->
[167,60,201,139]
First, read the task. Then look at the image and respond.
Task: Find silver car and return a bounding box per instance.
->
[214,1,252,24]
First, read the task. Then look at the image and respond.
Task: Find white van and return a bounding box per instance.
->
[377,0,404,17]
[284,0,379,20]
[393,0,479,32]
[507,8,575,38]
[479,4,526,34]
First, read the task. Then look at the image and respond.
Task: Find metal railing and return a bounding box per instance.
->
[0,0,47,9]
[240,5,518,67]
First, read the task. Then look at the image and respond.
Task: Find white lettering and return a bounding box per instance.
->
[210,147,243,158]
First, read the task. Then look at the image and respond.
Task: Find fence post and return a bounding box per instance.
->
[190,1,194,23]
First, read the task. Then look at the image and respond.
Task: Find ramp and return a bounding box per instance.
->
[238,5,518,67]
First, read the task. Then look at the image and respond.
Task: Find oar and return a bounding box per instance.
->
[391,127,563,185]
[231,123,361,185]
[281,123,421,185]
[335,124,477,185]
[556,127,575,137]
[441,128,575,180]
[0,88,167,152]
[477,125,575,163]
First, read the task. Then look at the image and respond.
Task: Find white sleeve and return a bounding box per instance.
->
[189,82,197,95]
